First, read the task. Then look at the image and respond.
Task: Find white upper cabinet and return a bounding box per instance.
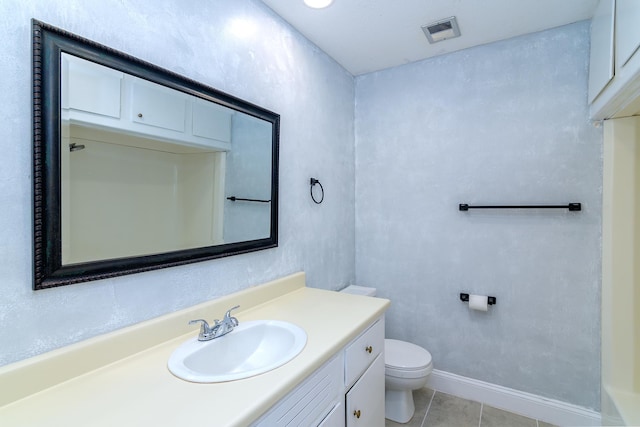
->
[615,0,640,69]
[590,0,640,119]
[588,0,614,103]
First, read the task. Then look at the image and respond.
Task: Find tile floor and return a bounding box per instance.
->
[385,388,559,427]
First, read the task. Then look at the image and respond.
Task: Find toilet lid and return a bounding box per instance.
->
[384,339,432,371]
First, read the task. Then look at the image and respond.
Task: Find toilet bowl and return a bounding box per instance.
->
[384,338,433,423]
[339,286,434,424]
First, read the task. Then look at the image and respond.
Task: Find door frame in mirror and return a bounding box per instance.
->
[32,20,279,290]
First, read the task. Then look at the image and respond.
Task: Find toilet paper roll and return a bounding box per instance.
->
[469,294,489,312]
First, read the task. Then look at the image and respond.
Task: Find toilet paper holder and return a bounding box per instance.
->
[460,293,496,305]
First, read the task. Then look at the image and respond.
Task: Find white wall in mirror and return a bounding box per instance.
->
[61,131,224,263]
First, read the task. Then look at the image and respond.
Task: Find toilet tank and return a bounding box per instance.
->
[339,285,377,297]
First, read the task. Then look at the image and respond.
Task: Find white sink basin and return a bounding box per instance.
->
[168,320,307,383]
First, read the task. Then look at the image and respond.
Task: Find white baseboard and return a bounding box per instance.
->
[426,369,601,427]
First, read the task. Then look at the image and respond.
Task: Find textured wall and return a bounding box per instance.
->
[0,0,355,366]
[355,22,602,410]
[0,1,603,411]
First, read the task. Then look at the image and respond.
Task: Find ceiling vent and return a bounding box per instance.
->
[421,16,461,44]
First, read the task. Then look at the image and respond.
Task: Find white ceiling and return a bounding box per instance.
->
[260,0,599,76]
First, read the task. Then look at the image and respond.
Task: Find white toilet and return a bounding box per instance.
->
[340,286,434,424]
[384,338,433,423]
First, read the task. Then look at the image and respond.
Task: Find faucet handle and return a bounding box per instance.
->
[189,319,209,329]
[224,305,240,326]
[189,318,211,332]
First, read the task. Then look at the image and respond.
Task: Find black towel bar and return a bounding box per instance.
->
[227,196,271,203]
[459,203,581,212]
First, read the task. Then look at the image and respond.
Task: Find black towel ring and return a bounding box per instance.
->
[310,178,324,204]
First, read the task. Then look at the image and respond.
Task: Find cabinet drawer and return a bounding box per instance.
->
[344,319,384,387]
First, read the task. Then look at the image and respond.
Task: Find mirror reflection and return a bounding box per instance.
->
[60,54,272,265]
[32,20,279,289]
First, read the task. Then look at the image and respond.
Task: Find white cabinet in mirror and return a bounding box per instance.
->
[60,53,236,264]
[61,53,232,150]
[60,128,228,263]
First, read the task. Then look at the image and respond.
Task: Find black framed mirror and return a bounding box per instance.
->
[32,20,279,290]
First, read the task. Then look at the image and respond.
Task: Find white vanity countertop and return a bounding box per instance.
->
[0,273,389,427]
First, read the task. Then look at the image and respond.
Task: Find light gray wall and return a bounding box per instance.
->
[355,22,602,410]
[0,0,355,366]
[0,1,603,412]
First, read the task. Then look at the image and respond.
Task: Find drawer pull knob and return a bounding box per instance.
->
[137,113,143,118]
[365,345,373,353]
[353,409,361,418]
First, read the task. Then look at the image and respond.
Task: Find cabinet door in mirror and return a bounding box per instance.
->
[33,20,279,289]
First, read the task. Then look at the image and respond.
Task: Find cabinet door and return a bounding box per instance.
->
[129,77,187,132]
[616,0,640,69]
[62,53,123,118]
[346,354,385,427]
[252,354,343,427]
[588,0,615,103]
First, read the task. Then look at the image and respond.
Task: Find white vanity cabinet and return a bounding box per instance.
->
[253,317,385,427]
[344,319,385,427]
[61,53,232,151]
[589,0,640,119]
[318,402,345,427]
[253,353,344,427]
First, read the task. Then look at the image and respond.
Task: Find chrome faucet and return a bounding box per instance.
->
[189,305,240,341]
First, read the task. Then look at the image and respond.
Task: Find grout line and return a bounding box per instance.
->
[478,403,483,427]
[420,389,437,427]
